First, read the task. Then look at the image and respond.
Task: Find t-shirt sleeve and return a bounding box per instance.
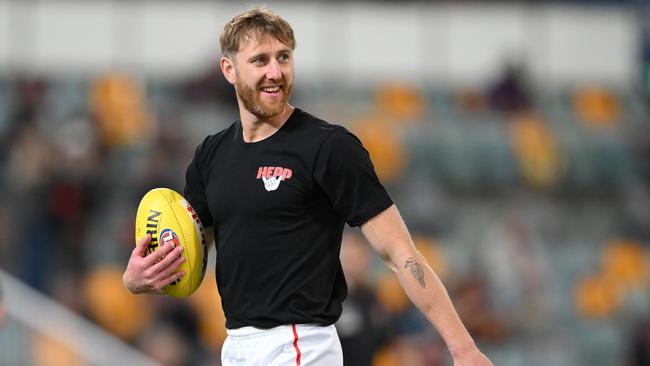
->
[184,141,214,228]
[313,128,393,227]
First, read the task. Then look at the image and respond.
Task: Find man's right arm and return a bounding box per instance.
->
[122,234,186,295]
[360,205,494,366]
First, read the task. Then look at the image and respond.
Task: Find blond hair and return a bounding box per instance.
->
[220,7,296,58]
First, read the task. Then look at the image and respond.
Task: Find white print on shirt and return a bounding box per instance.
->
[256,166,293,192]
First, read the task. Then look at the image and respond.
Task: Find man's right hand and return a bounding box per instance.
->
[122,234,186,295]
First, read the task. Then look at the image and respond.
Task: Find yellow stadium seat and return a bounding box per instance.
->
[90,73,156,147]
[602,239,649,289]
[573,86,620,128]
[374,82,425,123]
[83,266,153,341]
[413,236,449,281]
[351,118,407,183]
[574,272,622,318]
[510,112,562,189]
[372,345,399,366]
[375,274,409,314]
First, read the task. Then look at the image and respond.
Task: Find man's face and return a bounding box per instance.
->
[226,33,294,119]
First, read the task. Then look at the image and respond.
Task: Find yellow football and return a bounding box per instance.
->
[135,188,209,298]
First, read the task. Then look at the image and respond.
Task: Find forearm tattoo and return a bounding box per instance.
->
[404,257,426,288]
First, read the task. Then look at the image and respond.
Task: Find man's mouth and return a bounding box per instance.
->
[260,85,282,95]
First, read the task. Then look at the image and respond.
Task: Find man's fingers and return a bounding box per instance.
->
[152,246,185,274]
[159,255,186,280]
[157,270,186,290]
[132,234,151,257]
[143,240,179,266]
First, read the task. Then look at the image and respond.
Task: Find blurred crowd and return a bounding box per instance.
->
[0,59,649,366]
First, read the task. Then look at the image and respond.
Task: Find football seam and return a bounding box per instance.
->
[162,189,194,296]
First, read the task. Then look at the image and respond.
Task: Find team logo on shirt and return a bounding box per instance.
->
[256,166,293,191]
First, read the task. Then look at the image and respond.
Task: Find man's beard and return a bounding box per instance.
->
[235,78,293,119]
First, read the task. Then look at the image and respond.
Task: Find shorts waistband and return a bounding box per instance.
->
[226,324,332,338]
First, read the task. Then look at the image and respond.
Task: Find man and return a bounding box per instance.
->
[123,7,493,366]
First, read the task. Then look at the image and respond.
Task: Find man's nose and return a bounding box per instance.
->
[265,59,282,80]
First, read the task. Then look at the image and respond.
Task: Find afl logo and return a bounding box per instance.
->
[160,228,181,286]
[160,228,181,249]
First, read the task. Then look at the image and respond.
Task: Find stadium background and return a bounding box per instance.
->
[0,0,649,365]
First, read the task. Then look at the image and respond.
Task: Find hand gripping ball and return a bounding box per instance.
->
[135,188,209,297]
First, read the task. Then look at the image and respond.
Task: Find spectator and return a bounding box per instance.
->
[475,212,551,335]
[336,232,393,366]
[488,61,531,114]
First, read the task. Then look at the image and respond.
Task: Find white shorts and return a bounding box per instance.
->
[221,324,343,366]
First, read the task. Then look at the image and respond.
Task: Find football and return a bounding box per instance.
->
[135,188,209,297]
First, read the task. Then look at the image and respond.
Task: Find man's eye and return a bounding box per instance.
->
[252,58,265,65]
[278,54,290,62]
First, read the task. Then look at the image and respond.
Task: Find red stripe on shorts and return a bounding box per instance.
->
[292,324,301,366]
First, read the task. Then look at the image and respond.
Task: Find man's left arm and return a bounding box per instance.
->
[360,204,494,366]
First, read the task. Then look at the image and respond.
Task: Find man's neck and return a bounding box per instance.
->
[239,103,295,143]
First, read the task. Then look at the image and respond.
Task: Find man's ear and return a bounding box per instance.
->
[220,57,237,85]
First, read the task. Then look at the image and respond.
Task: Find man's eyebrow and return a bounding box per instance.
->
[247,48,292,62]
[247,52,267,62]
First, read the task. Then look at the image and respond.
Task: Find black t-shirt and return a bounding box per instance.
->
[184,108,393,329]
